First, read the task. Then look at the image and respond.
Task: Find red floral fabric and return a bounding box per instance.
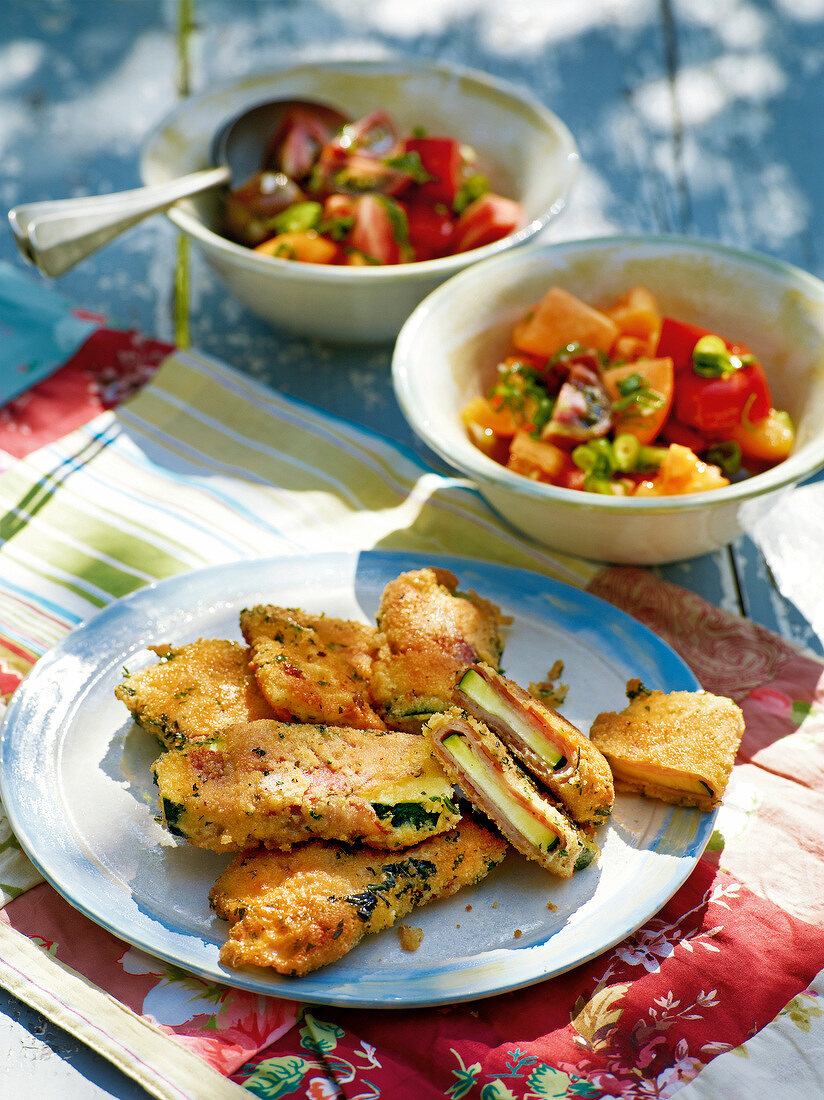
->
[0,327,171,466]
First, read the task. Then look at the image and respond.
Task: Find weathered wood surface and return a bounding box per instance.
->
[1,1,822,1094]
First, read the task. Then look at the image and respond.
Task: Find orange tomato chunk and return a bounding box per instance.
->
[601,357,674,445]
[512,287,619,358]
[255,231,338,264]
[602,284,662,343]
[633,443,729,496]
[506,431,568,481]
[612,334,656,361]
[461,395,522,438]
[730,409,795,463]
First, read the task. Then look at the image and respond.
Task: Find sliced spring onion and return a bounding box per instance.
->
[271,201,323,234]
[613,433,640,471]
[703,440,742,477]
[692,333,753,377]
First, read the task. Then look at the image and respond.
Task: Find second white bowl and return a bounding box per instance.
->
[393,235,824,564]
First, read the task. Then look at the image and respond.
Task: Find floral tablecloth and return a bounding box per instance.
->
[0,262,822,1100]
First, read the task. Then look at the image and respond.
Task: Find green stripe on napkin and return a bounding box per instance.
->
[0,348,597,644]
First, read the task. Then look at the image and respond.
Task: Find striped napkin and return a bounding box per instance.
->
[1,310,823,1098]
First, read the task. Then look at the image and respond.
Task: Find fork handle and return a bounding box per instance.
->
[8,165,230,277]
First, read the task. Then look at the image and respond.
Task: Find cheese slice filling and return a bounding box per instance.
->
[441,732,559,854]
[457,669,565,768]
[609,757,713,797]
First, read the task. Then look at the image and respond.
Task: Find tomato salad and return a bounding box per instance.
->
[221,105,523,266]
[462,284,795,496]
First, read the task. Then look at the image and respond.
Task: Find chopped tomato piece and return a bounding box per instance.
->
[324,194,355,218]
[450,193,522,254]
[655,316,716,373]
[405,197,455,261]
[254,230,338,264]
[403,136,462,205]
[659,416,709,452]
[602,285,662,343]
[222,172,305,246]
[633,444,730,496]
[349,194,405,265]
[674,352,772,434]
[511,306,538,352]
[507,431,568,481]
[328,152,415,196]
[612,334,657,361]
[730,408,795,463]
[461,395,522,438]
[265,105,348,180]
[601,357,674,445]
[337,110,398,156]
[514,286,619,358]
[559,465,587,492]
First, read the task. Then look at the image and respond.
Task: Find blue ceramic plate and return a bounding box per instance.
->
[0,551,709,1008]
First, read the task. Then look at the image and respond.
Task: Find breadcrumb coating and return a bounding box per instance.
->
[241,606,385,729]
[589,682,744,811]
[114,639,274,748]
[153,718,460,852]
[370,568,506,727]
[210,819,507,975]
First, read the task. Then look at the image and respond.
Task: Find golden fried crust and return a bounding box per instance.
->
[114,639,274,748]
[153,719,460,852]
[589,685,745,811]
[210,819,508,975]
[240,606,385,730]
[370,568,505,725]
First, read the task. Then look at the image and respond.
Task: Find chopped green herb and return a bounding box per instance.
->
[383,150,433,184]
[271,201,322,235]
[453,171,489,214]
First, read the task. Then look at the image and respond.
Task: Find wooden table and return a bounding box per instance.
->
[2,1,822,1095]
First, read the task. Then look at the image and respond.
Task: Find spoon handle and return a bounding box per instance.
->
[8,165,230,277]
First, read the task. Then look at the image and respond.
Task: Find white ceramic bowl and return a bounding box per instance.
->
[140,58,578,344]
[392,235,824,564]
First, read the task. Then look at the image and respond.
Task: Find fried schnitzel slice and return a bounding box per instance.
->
[240,606,384,729]
[153,718,460,852]
[114,639,274,748]
[370,567,506,729]
[589,680,744,812]
[210,818,508,975]
[428,709,598,878]
[454,665,614,826]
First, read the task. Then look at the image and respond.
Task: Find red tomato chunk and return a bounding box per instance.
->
[462,285,796,497]
[221,106,523,266]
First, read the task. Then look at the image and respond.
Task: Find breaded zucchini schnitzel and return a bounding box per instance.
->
[240,606,385,729]
[370,567,506,729]
[589,680,744,811]
[210,818,507,975]
[115,639,274,748]
[153,718,460,852]
[428,709,598,879]
[453,665,614,826]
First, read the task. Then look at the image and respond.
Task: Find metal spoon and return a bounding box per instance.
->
[7,98,347,278]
